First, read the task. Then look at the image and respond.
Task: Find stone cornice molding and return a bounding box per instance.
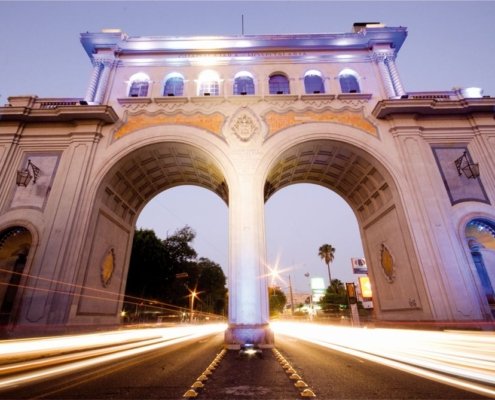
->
[0,104,119,124]
[373,98,495,119]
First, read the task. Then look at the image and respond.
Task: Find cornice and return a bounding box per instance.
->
[0,105,119,124]
[373,98,495,119]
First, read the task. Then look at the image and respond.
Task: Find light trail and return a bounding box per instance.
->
[0,323,226,391]
[271,321,495,398]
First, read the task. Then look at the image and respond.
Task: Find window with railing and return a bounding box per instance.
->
[269,73,290,94]
[233,71,255,95]
[304,70,325,94]
[163,73,184,96]
[338,69,360,94]
[198,70,220,96]
[128,72,151,97]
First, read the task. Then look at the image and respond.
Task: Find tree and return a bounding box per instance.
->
[268,286,287,317]
[319,279,347,314]
[318,243,336,285]
[196,257,227,315]
[125,226,228,316]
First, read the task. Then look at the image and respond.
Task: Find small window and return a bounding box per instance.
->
[198,70,220,96]
[128,73,151,97]
[163,73,184,96]
[269,74,290,94]
[234,72,255,95]
[304,70,325,94]
[339,69,360,94]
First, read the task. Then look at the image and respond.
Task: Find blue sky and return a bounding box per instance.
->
[1,1,494,292]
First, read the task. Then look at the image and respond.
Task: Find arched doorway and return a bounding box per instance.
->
[69,141,229,327]
[465,218,495,317]
[263,138,432,322]
[0,226,32,325]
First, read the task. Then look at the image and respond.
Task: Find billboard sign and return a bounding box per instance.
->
[358,276,373,298]
[351,257,368,274]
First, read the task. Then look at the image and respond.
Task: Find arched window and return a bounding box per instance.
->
[304,70,325,94]
[269,73,290,94]
[198,70,220,96]
[128,72,151,97]
[163,72,184,96]
[233,71,255,95]
[339,69,360,93]
[466,219,495,316]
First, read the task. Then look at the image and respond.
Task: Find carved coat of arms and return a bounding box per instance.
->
[230,109,260,142]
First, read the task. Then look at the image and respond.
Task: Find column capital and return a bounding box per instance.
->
[372,50,396,63]
[92,54,116,67]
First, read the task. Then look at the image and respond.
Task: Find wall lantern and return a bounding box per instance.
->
[454,151,480,179]
[16,159,41,187]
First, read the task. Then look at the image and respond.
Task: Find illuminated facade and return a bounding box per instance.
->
[1,23,494,344]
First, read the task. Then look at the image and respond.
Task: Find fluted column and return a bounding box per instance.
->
[94,59,113,104]
[84,61,102,103]
[385,55,406,97]
[373,52,396,99]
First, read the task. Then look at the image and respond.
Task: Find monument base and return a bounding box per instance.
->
[224,323,274,350]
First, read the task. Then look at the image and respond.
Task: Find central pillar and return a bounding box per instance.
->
[225,172,273,348]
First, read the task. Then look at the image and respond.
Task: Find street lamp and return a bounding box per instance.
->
[455,151,480,179]
[16,159,41,187]
[189,289,197,323]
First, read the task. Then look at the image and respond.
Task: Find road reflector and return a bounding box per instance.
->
[295,380,309,388]
[191,381,204,389]
[286,367,297,374]
[301,388,316,397]
[289,373,302,380]
[197,374,208,381]
[183,389,198,398]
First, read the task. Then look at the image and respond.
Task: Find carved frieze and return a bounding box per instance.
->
[114,111,226,139]
[264,108,378,137]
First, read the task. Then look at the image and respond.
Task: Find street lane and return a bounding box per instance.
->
[1,324,493,399]
[2,331,225,399]
[275,333,490,399]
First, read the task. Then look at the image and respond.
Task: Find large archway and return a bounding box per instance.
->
[70,141,229,326]
[465,218,495,317]
[263,138,433,322]
[0,226,32,326]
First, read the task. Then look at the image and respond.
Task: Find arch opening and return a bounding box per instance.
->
[74,142,229,324]
[465,218,495,317]
[0,226,32,326]
[263,139,430,322]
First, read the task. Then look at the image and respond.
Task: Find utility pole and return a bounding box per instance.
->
[288,274,295,316]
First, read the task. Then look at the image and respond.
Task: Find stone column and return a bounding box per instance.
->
[84,61,102,103]
[224,167,272,348]
[373,52,396,99]
[94,59,113,104]
[385,54,406,97]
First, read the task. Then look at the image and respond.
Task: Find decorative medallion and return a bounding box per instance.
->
[380,243,396,283]
[230,109,260,142]
[101,248,115,288]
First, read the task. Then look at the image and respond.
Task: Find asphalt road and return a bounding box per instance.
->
[1,331,490,400]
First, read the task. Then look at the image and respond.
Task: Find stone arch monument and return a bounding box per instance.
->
[1,23,494,344]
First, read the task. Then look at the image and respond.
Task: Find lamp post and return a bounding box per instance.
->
[304,272,313,319]
[189,290,197,323]
[288,274,295,316]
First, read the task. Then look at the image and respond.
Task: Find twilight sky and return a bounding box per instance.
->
[1,1,494,293]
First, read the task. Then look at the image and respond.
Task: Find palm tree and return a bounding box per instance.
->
[318,244,336,285]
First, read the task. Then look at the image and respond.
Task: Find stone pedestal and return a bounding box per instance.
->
[224,323,274,349]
